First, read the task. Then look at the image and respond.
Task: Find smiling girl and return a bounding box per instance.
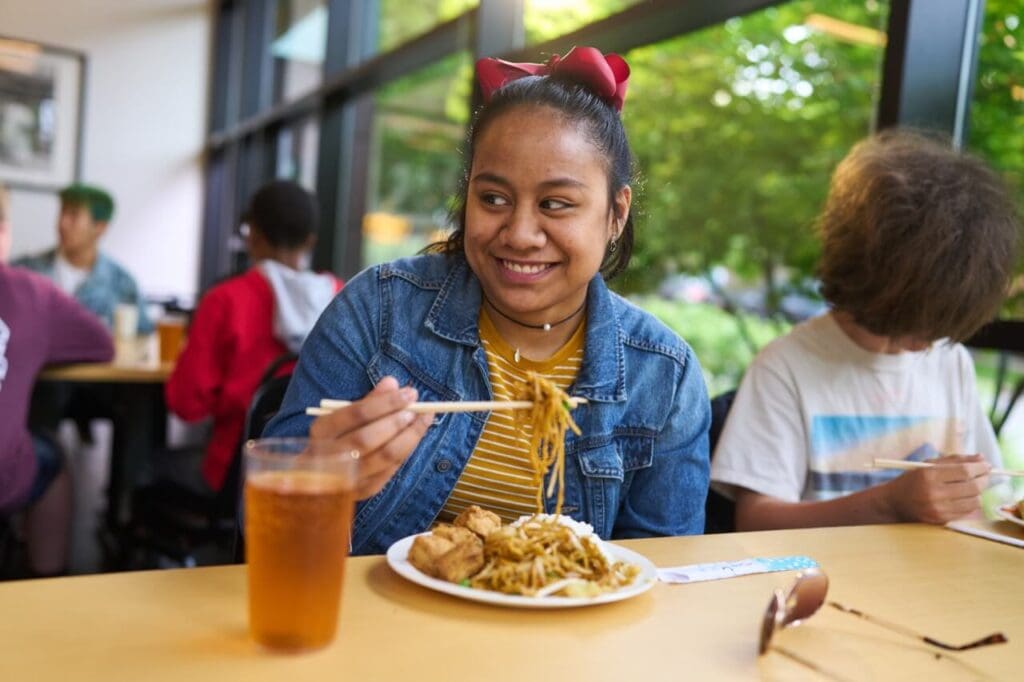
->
[265,47,711,554]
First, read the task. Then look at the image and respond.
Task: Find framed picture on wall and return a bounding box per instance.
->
[0,36,85,191]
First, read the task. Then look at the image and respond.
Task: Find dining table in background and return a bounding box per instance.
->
[37,360,176,542]
[1,523,1021,681]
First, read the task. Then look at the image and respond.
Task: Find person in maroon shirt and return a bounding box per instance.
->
[0,184,115,575]
[164,180,341,495]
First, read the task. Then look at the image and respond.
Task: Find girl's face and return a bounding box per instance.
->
[464,106,630,328]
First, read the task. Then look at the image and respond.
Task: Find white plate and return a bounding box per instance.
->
[995,506,1024,528]
[385,533,658,609]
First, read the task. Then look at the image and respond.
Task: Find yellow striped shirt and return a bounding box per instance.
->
[438,308,585,524]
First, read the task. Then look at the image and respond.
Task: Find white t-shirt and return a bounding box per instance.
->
[53,252,90,295]
[711,313,1001,503]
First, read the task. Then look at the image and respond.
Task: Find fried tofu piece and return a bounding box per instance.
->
[408,534,455,578]
[432,523,479,546]
[453,505,502,539]
[435,536,485,583]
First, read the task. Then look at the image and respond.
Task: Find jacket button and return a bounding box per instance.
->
[436,459,452,473]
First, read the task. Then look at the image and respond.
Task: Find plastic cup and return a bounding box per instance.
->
[113,303,138,340]
[244,438,359,652]
[156,315,186,364]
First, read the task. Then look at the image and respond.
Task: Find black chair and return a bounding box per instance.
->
[118,354,295,569]
[704,390,737,534]
[0,520,17,579]
[230,369,295,563]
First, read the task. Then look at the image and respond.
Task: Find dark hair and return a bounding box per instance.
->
[59,183,115,222]
[427,74,636,279]
[817,129,1021,342]
[244,180,319,249]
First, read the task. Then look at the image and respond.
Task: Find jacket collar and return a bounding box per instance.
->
[425,257,625,403]
[424,257,483,347]
[39,248,116,281]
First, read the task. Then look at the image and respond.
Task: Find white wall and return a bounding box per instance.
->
[3,0,211,302]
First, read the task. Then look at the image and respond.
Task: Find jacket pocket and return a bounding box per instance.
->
[557,441,623,537]
[617,433,655,472]
[577,443,625,481]
[366,351,460,403]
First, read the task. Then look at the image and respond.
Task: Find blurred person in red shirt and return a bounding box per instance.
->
[164,180,342,495]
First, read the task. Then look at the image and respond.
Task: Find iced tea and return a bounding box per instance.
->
[245,469,356,651]
[157,316,186,364]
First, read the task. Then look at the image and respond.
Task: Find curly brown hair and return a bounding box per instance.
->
[817,129,1021,342]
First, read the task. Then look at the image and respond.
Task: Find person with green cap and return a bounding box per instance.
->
[15,183,153,451]
[14,182,153,334]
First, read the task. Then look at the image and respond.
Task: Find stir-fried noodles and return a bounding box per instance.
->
[470,515,641,597]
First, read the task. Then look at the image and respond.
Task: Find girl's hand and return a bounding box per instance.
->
[309,376,433,500]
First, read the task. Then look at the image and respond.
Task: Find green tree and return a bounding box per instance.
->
[970,0,1024,317]
[620,1,888,309]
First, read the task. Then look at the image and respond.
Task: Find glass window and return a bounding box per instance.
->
[968,0,1024,479]
[377,0,477,54]
[619,0,889,396]
[275,116,320,191]
[271,0,328,103]
[525,0,640,43]
[970,0,1024,320]
[361,53,473,267]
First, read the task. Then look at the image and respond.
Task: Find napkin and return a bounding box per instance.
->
[657,555,819,584]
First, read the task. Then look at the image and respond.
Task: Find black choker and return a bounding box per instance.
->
[483,295,586,332]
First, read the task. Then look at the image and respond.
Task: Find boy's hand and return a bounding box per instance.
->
[884,455,991,524]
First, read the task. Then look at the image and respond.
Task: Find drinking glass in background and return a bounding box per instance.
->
[113,303,141,365]
[156,314,186,364]
[244,438,360,652]
[113,302,139,341]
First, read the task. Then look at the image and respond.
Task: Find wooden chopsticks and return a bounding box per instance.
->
[872,458,1024,478]
[305,397,588,417]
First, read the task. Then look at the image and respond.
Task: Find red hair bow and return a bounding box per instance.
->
[475,46,630,112]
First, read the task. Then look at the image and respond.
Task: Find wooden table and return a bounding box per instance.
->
[38,361,175,383]
[37,361,176,538]
[1,524,1021,681]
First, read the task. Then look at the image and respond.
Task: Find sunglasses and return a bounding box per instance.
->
[759,569,1006,675]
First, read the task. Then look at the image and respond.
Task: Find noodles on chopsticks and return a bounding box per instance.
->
[518,371,582,516]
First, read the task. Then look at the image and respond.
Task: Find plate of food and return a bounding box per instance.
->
[386,505,658,609]
[995,500,1024,528]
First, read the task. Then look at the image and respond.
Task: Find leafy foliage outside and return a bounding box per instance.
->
[377,0,477,53]
[630,296,789,396]
[970,0,1024,318]
[618,1,888,306]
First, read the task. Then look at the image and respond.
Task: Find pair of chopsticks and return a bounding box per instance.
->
[872,458,1024,478]
[305,397,588,417]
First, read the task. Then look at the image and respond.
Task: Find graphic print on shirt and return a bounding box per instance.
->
[0,316,9,392]
[808,415,963,499]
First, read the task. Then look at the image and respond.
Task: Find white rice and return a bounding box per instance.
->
[511,514,613,563]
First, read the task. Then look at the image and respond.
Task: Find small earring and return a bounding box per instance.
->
[608,238,618,254]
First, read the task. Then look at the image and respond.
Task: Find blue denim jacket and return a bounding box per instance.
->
[14,249,154,334]
[266,255,710,555]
